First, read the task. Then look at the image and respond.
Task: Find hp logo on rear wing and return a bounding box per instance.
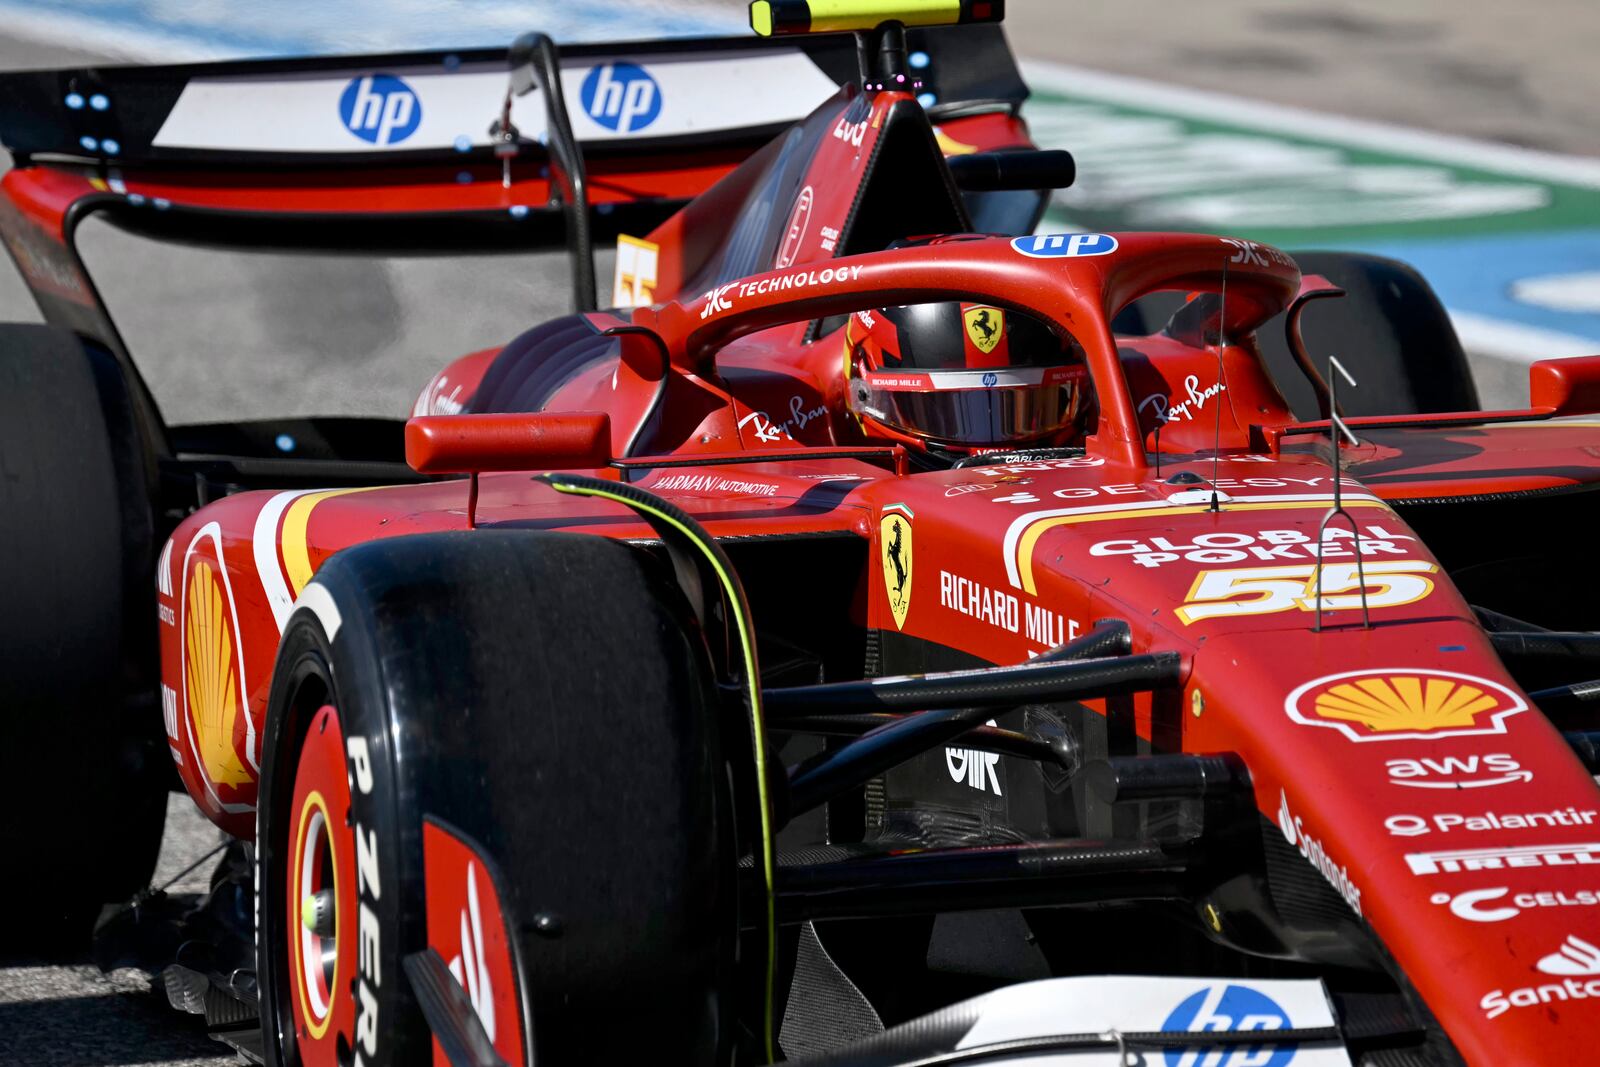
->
[339,74,421,146]
[580,63,661,134]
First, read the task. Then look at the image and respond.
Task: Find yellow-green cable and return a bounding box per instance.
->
[544,478,778,1062]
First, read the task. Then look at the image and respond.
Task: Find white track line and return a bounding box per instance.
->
[1020,59,1600,189]
[1448,310,1598,363]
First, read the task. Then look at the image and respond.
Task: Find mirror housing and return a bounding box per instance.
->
[947,149,1075,192]
[406,412,612,474]
[1530,355,1600,417]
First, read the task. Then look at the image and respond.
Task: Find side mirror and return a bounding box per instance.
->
[406,412,612,474]
[1530,355,1600,417]
[946,150,1076,192]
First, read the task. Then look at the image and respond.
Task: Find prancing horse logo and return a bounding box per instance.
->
[879,507,913,629]
[963,305,1005,355]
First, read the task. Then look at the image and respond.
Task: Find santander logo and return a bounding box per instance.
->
[448,862,496,1041]
[1539,935,1600,976]
[421,821,524,1059]
[1276,790,1363,916]
[1482,933,1600,1020]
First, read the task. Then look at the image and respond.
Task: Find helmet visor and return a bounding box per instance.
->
[851,365,1089,446]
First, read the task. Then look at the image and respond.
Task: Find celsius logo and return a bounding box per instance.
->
[339,74,421,146]
[581,63,661,133]
[1161,984,1296,1067]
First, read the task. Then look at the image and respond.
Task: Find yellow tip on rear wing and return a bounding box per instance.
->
[750,0,1005,37]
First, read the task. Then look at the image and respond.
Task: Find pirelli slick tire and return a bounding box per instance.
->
[0,323,165,941]
[1257,251,1480,419]
[257,530,733,1067]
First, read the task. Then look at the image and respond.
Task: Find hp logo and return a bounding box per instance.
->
[339,74,421,146]
[1161,984,1297,1067]
[581,63,661,133]
[1011,233,1119,258]
[981,372,999,387]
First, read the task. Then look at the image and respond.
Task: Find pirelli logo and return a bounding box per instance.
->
[1406,842,1600,875]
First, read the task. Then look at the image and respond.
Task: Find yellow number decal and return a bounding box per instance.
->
[1176,560,1439,625]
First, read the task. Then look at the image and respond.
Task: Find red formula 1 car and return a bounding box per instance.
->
[4,3,1600,1065]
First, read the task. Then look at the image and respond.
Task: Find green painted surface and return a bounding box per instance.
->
[1026,88,1597,247]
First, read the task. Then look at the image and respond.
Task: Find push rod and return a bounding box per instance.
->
[761,838,1190,924]
[765,651,1179,718]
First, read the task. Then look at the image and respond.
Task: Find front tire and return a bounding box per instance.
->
[257,530,734,1066]
[1257,251,1479,418]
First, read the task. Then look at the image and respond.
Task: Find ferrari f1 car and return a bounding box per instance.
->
[4,2,1600,1065]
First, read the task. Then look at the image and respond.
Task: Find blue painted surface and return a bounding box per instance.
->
[1339,230,1600,343]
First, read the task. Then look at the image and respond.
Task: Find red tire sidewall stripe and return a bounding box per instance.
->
[286,703,358,1067]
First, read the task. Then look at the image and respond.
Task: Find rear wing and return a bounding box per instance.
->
[0,28,1023,165]
[0,27,1023,255]
[0,21,1025,460]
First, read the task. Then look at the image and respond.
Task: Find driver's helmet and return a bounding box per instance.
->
[845,301,1092,451]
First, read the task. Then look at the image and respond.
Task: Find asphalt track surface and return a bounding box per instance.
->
[0,4,1597,1064]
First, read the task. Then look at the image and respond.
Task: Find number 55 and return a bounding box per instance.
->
[1176,560,1439,625]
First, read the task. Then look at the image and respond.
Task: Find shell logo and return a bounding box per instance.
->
[185,559,253,787]
[1285,669,1527,742]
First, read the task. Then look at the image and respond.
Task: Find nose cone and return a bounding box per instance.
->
[1188,620,1600,1067]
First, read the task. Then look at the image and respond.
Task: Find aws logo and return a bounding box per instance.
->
[339,74,421,146]
[1286,669,1527,742]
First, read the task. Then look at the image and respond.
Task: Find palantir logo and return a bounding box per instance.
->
[1162,984,1297,1067]
[581,63,661,133]
[339,74,421,146]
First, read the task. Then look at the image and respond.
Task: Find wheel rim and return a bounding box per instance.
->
[287,704,357,1067]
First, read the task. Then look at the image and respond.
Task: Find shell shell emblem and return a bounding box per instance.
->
[1285,669,1527,742]
[185,559,253,787]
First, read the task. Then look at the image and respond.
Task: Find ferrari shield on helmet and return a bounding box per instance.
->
[845,301,1092,450]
